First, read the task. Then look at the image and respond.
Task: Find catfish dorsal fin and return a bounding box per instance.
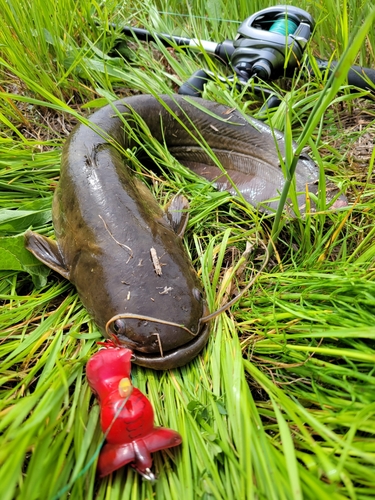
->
[25,230,70,280]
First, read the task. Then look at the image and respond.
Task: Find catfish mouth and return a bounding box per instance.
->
[130,321,211,370]
[105,313,210,370]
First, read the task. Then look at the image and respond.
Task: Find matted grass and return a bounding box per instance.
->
[1,1,375,499]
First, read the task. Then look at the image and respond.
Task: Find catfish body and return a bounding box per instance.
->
[25,94,337,369]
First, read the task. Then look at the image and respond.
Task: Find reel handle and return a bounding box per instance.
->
[314,59,375,92]
[178,70,209,96]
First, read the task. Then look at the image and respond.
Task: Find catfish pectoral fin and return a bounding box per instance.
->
[25,230,70,280]
[164,195,189,238]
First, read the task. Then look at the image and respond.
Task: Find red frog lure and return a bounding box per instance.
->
[86,346,182,480]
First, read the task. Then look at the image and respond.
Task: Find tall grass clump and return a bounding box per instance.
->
[1,0,375,499]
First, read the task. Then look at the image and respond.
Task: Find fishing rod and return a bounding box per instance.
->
[114,5,375,103]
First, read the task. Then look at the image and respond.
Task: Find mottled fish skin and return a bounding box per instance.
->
[25,95,345,369]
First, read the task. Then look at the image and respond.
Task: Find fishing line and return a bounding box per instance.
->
[156,11,241,23]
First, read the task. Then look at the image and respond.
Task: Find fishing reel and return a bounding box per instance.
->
[178,5,315,96]
[231,6,315,82]
[114,5,375,98]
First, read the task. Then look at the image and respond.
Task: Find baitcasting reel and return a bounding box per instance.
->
[114,4,375,99]
[231,6,314,82]
[178,5,314,97]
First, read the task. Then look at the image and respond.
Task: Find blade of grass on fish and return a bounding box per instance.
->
[137,94,254,204]
[104,95,262,244]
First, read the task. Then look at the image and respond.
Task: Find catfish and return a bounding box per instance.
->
[25,94,346,369]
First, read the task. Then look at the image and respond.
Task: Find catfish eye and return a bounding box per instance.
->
[192,288,203,301]
[112,319,127,335]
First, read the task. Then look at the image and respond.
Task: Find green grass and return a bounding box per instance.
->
[1,0,375,499]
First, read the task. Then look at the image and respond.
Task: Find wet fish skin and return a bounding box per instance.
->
[25,94,344,369]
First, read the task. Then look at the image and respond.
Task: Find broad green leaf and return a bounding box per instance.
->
[0,208,52,233]
[0,234,50,287]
